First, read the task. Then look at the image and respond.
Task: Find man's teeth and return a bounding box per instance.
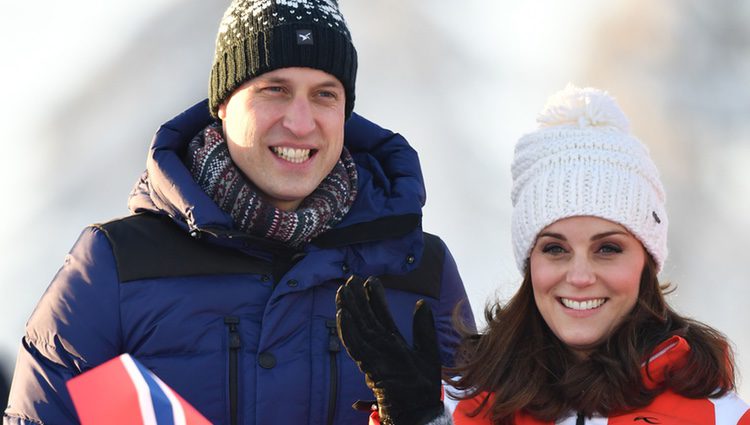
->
[561,298,606,311]
[271,146,311,163]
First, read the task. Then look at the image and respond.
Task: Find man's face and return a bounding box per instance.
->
[218,67,346,211]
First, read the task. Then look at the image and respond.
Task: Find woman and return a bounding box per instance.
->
[336,85,750,424]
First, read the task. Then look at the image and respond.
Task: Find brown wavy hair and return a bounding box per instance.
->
[445,256,736,424]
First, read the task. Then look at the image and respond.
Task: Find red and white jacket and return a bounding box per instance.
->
[370,336,750,425]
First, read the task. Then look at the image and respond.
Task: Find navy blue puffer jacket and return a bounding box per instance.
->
[4,100,473,425]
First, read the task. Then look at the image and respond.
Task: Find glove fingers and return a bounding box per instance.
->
[412,300,441,368]
[338,307,403,388]
[363,277,400,336]
[336,307,378,371]
[338,275,387,335]
[335,276,360,316]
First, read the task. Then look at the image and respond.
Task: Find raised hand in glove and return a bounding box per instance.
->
[335,275,444,425]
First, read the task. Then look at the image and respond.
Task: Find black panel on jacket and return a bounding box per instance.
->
[97,213,445,300]
[311,214,421,248]
[96,213,272,282]
[378,233,444,300]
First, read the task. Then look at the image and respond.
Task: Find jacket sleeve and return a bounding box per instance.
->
[433,239,475,368]
[4,226,122,425]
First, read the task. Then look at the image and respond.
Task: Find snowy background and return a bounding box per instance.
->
[1,0,748,402]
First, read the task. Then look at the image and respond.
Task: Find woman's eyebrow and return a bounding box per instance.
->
[591,231,627,241]
[537,232,566,241]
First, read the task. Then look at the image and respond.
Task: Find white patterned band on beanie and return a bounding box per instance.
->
[510,84,668,273]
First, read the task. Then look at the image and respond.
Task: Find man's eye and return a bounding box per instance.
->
[317,90,338,99]
[262,86,285,93]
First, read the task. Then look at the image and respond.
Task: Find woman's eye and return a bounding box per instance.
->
[598,243,623,254]
[541,244,566,255]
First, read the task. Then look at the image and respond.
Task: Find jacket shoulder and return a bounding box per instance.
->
[710,392,750,425]
[94,213,270,282]
[379,232,445,299]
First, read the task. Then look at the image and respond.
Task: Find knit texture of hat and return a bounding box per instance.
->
[511,84,668,273]
[209,0,358,119]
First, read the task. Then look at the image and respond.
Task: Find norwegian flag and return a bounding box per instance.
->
[66,354,212,425]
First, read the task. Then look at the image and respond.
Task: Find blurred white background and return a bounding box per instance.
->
[1,0,748,402]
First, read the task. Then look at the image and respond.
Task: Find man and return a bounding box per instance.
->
[4,1,473,424]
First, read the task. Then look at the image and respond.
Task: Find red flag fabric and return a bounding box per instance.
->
[66,354,211,425]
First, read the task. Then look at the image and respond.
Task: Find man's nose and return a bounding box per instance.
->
[283,95,316,137]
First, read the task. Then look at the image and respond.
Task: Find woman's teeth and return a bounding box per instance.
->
[271,146,311,163]
[560,298,606,311]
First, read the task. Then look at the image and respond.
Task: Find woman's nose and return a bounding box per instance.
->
[566,255,596,287]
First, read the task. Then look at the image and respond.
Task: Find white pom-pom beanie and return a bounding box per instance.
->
[511,84,668,273]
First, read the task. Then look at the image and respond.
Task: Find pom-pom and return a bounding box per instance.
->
[537,83,630,132]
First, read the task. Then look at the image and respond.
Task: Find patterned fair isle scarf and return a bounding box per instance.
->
[186,122,358,247]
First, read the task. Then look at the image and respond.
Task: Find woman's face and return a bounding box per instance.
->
[529,216,647,357]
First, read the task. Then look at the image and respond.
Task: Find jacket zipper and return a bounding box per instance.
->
[225,316,241,425]
[325,319,341,425]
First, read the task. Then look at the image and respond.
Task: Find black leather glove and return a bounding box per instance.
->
[336,275,444,425]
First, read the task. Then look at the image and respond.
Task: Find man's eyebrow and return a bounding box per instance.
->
[308,78,344,91]
[257,76,288,85]
[317,80,343,89]
[256,76,342,89]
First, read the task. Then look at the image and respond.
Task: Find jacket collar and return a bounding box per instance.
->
[641,335,691,390]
